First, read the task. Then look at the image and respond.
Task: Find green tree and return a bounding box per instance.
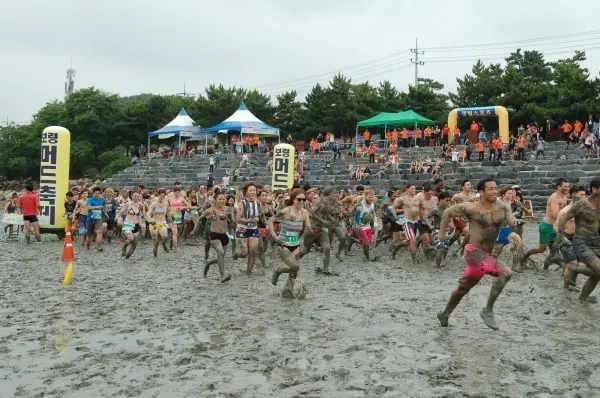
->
[400,78,450,125]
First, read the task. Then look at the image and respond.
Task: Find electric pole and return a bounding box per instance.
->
[65,56,76,94]
[177,83,191,97]
[410,38,425,86]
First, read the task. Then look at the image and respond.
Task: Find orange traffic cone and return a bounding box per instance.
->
[62,231,75,262]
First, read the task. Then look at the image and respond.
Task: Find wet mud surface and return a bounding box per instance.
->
[1,223,600,397]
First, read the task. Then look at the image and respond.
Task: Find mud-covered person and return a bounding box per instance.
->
[553,185,587,291]
[521,178,570,267]
[393,184,421,263]
[436,178,516,330]
[425,191,453,267]
[556,178,600,303]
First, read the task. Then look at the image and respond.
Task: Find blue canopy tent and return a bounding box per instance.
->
[147,108,211,154]
[205,102,280,142]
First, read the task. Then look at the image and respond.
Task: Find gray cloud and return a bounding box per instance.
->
[1,0,599,124]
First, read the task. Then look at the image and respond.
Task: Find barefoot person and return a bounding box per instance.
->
[520,178,570,267]
[202,191,234,283]
[552,185,587,290]
[118,191,143,259]
[436,178,515,330]
[556,178,600,303]
[393,184,421,263]
[491,186,524,270]
[268,188,311,287]
[18,185,41,243]
[146,189,170,257]
[235,183,261,274]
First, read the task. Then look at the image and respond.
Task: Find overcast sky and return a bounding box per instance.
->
[1,0,600,124]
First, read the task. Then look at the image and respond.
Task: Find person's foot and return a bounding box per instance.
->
[271,270,280,286]
[335,252,343,262]
[437,311,449,327]
[435,249,446,267]
[203,262,210,278]
[221,274,232,283]
[122,244,128,257]
[580,296,598,303]
[480,308,499,330]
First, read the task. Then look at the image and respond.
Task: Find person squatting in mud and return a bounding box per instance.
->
[437,178,516,330]
[556,177,600,303]
[268,188,311,287]
[202,191,235,283]
[118,191,144,259]
[145,189,171,257]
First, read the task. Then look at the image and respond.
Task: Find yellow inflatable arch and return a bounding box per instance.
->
[448,106,509,144]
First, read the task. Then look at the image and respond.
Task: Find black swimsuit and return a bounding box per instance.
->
[209,209,229,246]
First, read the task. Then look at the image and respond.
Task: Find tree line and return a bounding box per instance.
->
[1,49,599,181]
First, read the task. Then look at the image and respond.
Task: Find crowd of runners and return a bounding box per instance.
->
[10,174,600,330]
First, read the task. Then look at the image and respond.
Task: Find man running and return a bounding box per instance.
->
[520,178,570,267]
[556,178,600,303]
[415,184,439,258]
[425,191,453,267]
[392,184,421,263]
[436,178,515,330]
[450,179,476,250]
[552,185,587,290]
[18,185,41,243]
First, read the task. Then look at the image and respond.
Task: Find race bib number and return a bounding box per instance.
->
[285,232,299,245]
[172,215,183,224]
[91,209,102,219]
[322,227,329,233]
[123,222,136,232]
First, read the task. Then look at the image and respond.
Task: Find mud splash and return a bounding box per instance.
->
[1,223,599,397]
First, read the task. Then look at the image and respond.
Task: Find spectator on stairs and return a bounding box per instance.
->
[476,139,485,161]
[451,146,460,173]
[561,120,573,141]
[363,129,371,147]
[464,139,473,161]
[240,153,249,168]
[209,156,215,173]
[535,137,546,159]
[368,143,376,163]
[139,144,146,159]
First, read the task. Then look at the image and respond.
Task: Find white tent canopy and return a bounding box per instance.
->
[206,102,280,140]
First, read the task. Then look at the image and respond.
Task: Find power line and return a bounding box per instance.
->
[421,29,600,51]
[421,45,600,63]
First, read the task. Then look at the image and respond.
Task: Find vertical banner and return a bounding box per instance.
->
[271,143,295,190]
[39,126,71,230]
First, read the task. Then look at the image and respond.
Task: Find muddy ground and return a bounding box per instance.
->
[1,222,599,398]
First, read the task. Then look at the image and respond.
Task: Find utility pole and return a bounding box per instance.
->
[65,56,76,94]
[177,83,190,97]
[410,38,425,86]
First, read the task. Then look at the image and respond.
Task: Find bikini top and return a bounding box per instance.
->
[169,199,183,208]
[211,209,227,221]
[153,205,167,214]
[128,205,143,216]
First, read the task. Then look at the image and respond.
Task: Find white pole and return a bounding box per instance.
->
[178,134,182,158]
[205,133,208,154]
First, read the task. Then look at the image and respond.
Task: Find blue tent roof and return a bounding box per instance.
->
[148,108,208,139]
[205,103,279,136]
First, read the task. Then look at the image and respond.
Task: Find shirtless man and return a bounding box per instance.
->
[415,184,439,258]
[300,187,338,275]
[556,178,600,303]
[552,185,587,290]
[426,191,453,267]
[436,178,516,330]
[521,178,570,267]
[393,184,421,263]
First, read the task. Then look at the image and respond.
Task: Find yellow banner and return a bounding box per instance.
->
[39,126,71,230]
[271,143,295,190]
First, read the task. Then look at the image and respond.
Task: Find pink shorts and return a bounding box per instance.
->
[354,227,373,247]
[461,243,502,283]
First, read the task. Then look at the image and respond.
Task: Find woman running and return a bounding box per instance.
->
[183,189,200,241]
[268,188,311,286]
[226,195,237,257]
[146,189,171,256]
[73,189,89,246]
[235,183,261,274]
[202,192,234,283]
[167,187,189,250]
[118,191,143,259]
[492,186,524,269]
[257,189,275,267]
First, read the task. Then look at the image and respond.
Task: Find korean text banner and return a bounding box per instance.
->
[271,143,295,190]
[39,126,71,230]
[456,106,496,118]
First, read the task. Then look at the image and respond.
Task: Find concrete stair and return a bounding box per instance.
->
[102,142,599,211]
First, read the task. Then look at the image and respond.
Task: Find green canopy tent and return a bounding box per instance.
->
[355,110,434,145]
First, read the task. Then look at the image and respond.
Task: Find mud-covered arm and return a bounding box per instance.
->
[503,202,518,228]
[557,201,581,234]
[439,203,469,241]
[426,207,441,230]
[302,208,312,230]
[267,208,286,238]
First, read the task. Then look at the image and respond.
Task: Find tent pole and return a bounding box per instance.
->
[205,133,207,154]
[414,122,417,147]
[178,135,182,158]
[147,136,150,159]
[355,125,358,147]
[384,124,387,149]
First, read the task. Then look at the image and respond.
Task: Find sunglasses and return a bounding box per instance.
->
[295,197,307,202]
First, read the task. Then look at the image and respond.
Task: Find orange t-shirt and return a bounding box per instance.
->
[476,142,485,152]
[392,130,398,140]
[401,130,408,139]
[442,127,450,136]
[470,122,479,132]
[562,123,572,133]
[363,130,371,140]
[517,137,525,149]
[574,122,583,133]
[415,129,422,138]
[424,128,432,137]
[369,145,376,155]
